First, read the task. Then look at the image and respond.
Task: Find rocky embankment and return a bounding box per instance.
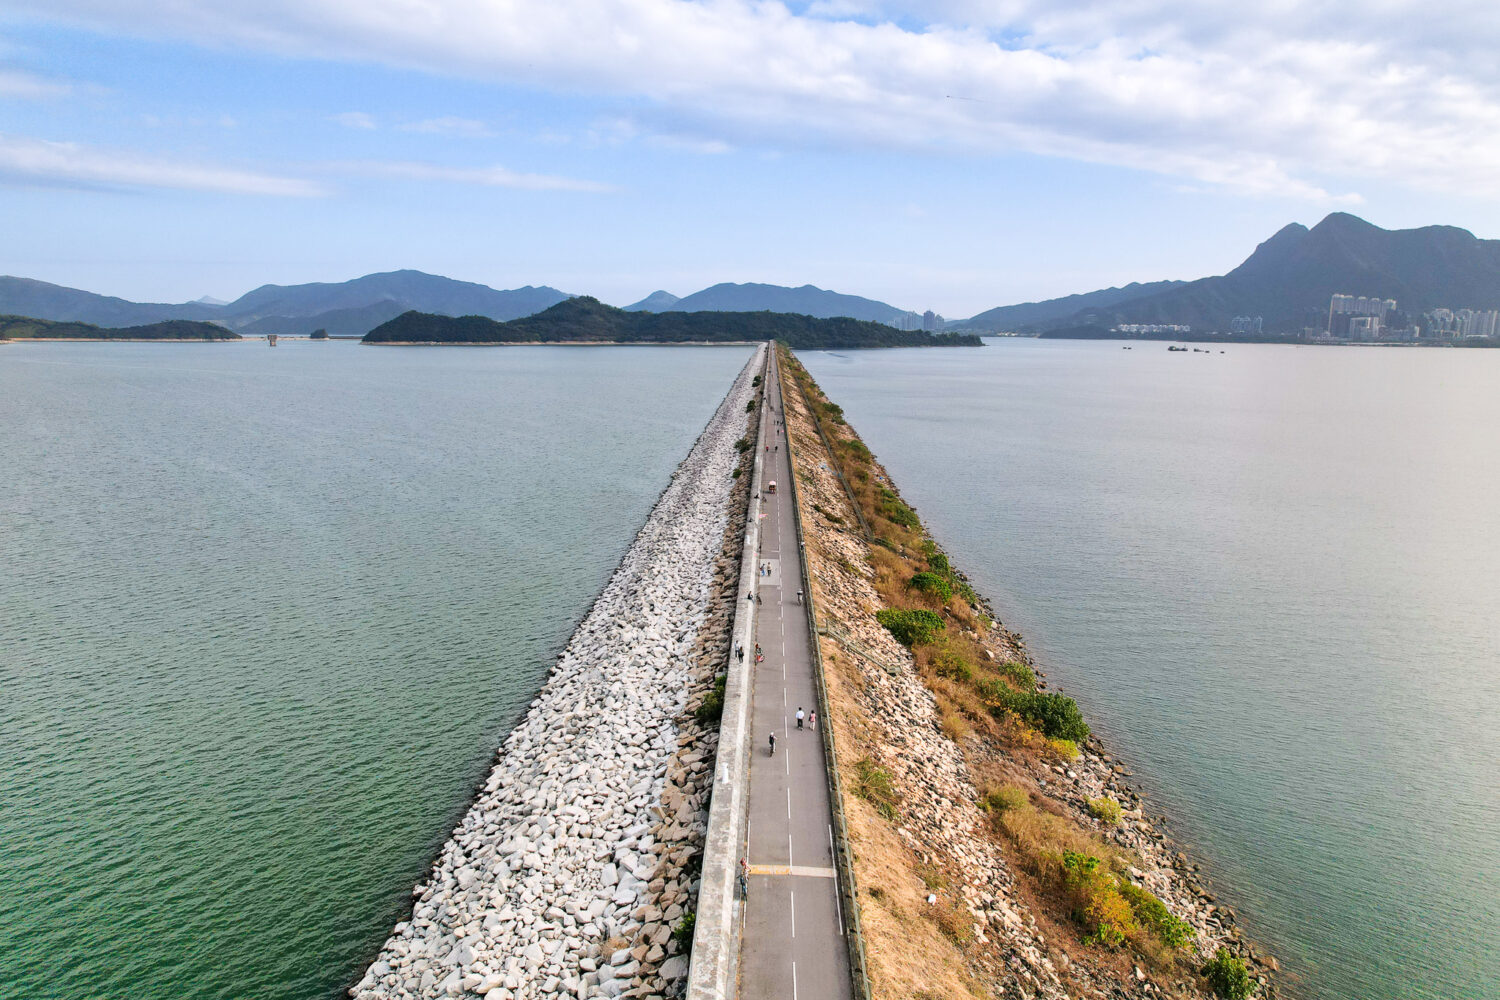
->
[351,345,764,1000]
[779,355,1273,1000]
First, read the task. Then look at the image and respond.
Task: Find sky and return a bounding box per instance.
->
[2,1,1499,317]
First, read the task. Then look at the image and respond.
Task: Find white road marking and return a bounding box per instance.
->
[790,889,797,938]
[792,961,799,1000]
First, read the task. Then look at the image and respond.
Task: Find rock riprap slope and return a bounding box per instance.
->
[353,345,765,1000]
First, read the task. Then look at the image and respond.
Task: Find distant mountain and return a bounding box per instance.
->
[363,297,982,349]
[224,270,570,326]
[666,282,917,326]
[0,277,222,327]
[194,295,229,306]
[954,281,1186,332]
[0,270,573,335]
[624,290,681,312]
[0,314,239,340]
[1043,214,1500,333]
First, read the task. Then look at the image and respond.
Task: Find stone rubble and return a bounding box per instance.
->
[352,345,765,1000]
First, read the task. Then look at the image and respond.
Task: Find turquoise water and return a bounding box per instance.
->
[799,340,1500,1000]
[0,341,751,1000]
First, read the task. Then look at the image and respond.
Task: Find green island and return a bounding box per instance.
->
[361,296,983,349]
[0,315,240,341]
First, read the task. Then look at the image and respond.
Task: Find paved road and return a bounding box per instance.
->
[739,350,853,1000]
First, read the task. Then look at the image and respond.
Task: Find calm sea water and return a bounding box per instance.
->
[798,340,1500,1000]
[0,340,751,1000]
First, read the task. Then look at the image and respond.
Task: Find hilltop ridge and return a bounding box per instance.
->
[362,297,981,349]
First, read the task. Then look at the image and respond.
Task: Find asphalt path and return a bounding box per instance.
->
[738,351,853,1000]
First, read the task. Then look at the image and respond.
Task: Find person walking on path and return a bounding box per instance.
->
[768,732,776,756]
[796,589,803,604]
[809,710,817,731]
[796,707,805,730]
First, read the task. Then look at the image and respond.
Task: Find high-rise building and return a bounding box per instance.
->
[1328,293,1396,336]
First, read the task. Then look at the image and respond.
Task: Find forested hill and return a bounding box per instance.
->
[0,315,240,340]
[362,297,983,349]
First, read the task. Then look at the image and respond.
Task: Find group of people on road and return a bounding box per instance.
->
[769,706,817,756]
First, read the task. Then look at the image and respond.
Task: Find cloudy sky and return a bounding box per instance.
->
[2,1,1497,315]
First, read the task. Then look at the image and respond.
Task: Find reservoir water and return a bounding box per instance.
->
[798,340,1499,1000]
[0,341,752,1000]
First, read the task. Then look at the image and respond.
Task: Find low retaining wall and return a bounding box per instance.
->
[351,345,766,1000]
[683,347,768,1000]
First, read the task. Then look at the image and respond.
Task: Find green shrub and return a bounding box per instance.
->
[732,467,742,478]
[1048,738,1080,760]
[1203,948,1253,999]
[694,674,727,724]
[843,438,872,463]
[907,571,953,603]
[821,400,845,423]
[931,646,973,682]
[986,688,1090,742]
[880,501,919,529]
[1087,796,1122,824]
[927,551,950,575]
[979,785,1029,813]
[1061,850,1102,886]
[854,758,900,819]
[1061,852,1135,948]
[735,437,751,452]
[752,374,762,386]
[876,608,946,646]
[673,911,696,946]
[998,659,1035,689]
[1026,691,1090,742]
[1119,882,1194,951]
[746,399,756,411]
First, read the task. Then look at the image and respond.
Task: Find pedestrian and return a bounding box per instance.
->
[747,591,754,602]
[797,589,803,604]
[736,644,744,661]
[796,707,804,730]
[809,710,817,730]
[769,732,776,756]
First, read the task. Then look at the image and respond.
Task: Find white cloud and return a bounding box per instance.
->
[0,132,325,196]
[330,110,377,129]
[399,116,494,137]
[348,160,615,192]
[17,0,1500,200]
[0,67,72,99]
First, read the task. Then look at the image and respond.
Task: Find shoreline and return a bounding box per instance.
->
[350,345,764,1000]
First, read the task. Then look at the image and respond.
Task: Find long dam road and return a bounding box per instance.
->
[740,349,854,1000]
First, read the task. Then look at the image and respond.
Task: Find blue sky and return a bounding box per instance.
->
[3,1,1498,317]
